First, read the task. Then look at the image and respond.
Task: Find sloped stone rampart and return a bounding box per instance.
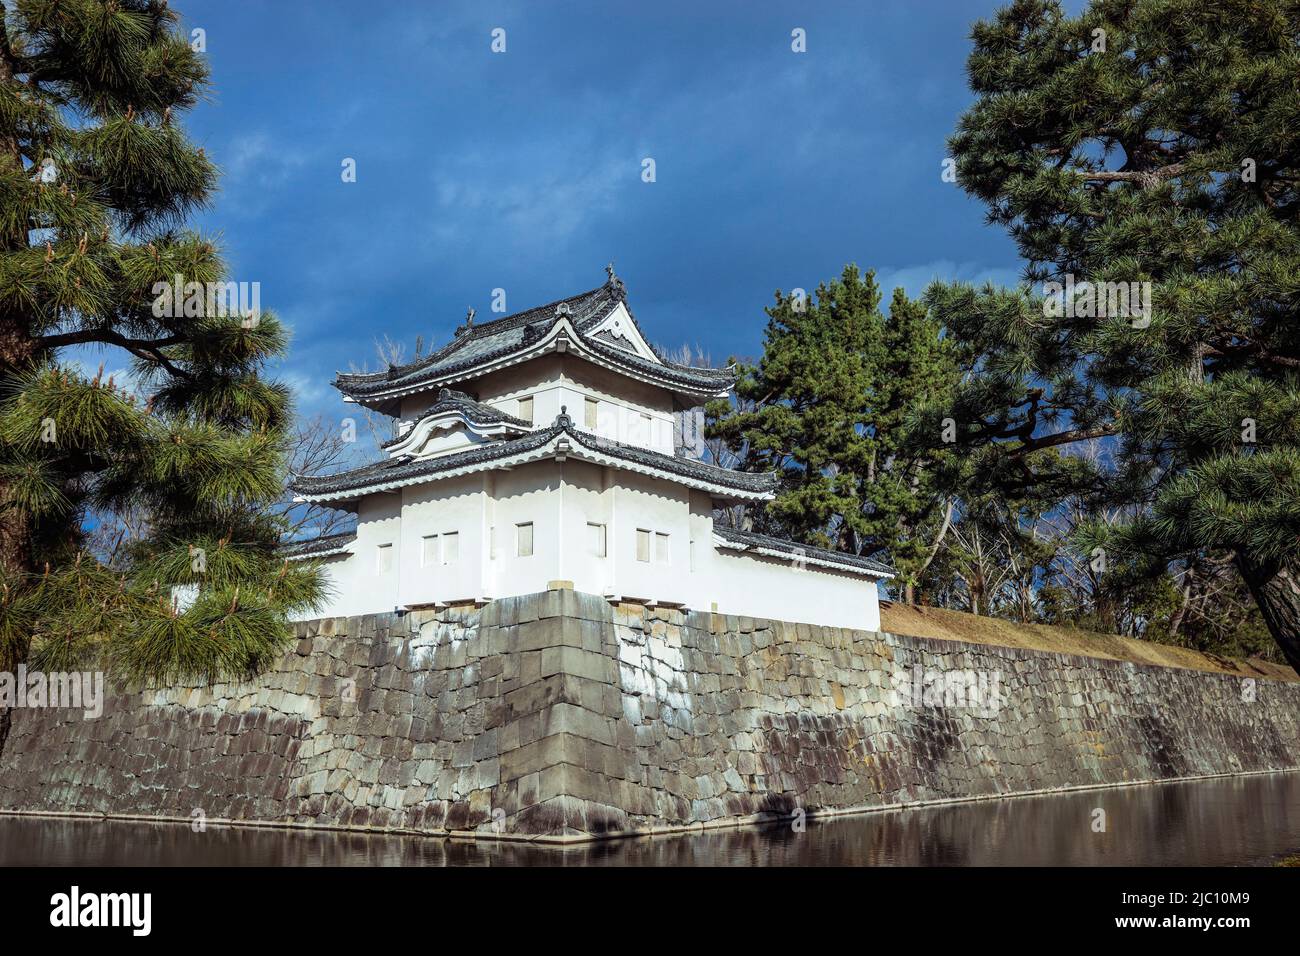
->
[3,590,1298,841]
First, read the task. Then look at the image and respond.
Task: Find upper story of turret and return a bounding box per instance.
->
[332,267,733,458]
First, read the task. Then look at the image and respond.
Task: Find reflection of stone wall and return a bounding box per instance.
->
[2,589,1299,842]
[5,774,1297,865]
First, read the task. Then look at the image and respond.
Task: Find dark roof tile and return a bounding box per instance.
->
[334,278,732,401]
[713,526,895,577]
[379,388,531,449]
[279,531,356,559]
[292,420,777,501]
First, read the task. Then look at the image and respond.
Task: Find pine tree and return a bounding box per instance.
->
[0,0,324,748]
[709,266,960,585]
[711,266,879,548]
[927,0,1300,669]
[864,289,963,601]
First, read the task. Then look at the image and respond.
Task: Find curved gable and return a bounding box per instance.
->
[585,301,661,362]
[385,391,532,458]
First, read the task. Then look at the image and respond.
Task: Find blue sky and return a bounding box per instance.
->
[176,0,1031,420]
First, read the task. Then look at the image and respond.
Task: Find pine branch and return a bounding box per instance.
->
[40,325,191,377]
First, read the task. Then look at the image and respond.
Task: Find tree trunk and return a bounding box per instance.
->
[1168,563,1196,640]
[1237,555,1300,675]
[0,292,36,759]
[0,320,34,756]
[0,13,32,748]
[0,0,33,580]
[967,572,984,616]
[0,340,32,573]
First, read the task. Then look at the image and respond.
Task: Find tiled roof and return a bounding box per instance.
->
[279,531,356,560]
[713,526,895,577]
[379,387,531,450]
[333,276,733,402]
[291,416,778,502]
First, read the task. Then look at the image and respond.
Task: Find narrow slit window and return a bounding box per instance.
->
[517,522,534,557]
[584,397,598,430]
[655,532,670,564]
[441,531,459,564]
[636,529,651,563]
[377,542,393,574]
[587,522,606,557]
[421,534,437,567]
[517,396,534,423]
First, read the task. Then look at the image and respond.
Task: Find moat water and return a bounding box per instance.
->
[1,772,1297,866]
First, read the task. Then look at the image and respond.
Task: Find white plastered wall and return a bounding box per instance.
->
[301,460,883,631]
[304,491,401,618]
[396,355,678,454]
[695,547,882,631]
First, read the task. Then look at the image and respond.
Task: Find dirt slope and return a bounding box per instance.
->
[879,601,1298,683]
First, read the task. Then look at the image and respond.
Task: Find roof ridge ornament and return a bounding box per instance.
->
[555,405,573,428]
[605,261,625,298]
[454,307,475,337]
[554,301,572,318]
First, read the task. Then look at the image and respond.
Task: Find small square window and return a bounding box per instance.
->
[489,525,496,560]
[636,529,651,563]
[517,522,534,557]
[587,522,606,557]
[585,397,598,430]
[517,396,534,423]
[441,531,459,564]
[655,532,670,564]
[421,535,437,567]
[377,542,393,574]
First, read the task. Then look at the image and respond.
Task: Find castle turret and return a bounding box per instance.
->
[289,267,892,626]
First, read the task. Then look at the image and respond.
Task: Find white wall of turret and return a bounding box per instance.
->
[304,457,883,631]
[395,355,679,457]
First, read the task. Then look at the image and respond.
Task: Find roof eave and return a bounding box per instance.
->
[333,322,733,407]
[712,534,895,579]
[284,544,353,561]
[291,429,774,506]
[381,407,533,454]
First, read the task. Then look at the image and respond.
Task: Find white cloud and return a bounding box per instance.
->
[219,132,310,217]
[280,369,333,412]
[429,152,625,249]
[874,259,1023,299]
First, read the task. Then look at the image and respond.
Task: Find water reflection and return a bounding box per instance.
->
[2,773,1296,866]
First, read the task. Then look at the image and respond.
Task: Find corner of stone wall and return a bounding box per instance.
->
[488,594,733,839]
[480,589,626,838]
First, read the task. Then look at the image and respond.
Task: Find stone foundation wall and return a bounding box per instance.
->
[2,589,1298,841]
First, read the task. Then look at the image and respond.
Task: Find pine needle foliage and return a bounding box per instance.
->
[0,0,325,705]
[708,265,963,595]
[926,0,1300,670]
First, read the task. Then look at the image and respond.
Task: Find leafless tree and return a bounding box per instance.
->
[344,333,411,447]
[945,514,1020,616]
[85,505,152,569]
[278,413,363,541]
